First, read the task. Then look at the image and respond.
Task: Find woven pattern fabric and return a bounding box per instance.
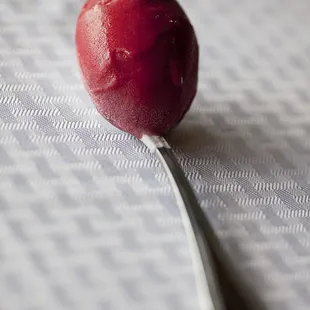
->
[1,0,310,310]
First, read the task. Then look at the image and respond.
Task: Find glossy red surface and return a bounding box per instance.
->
[76,0,198,138]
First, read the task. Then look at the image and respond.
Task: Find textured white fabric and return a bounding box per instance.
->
[1,0,310,310]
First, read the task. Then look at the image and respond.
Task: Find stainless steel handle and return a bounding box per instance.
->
[155,146,225,310]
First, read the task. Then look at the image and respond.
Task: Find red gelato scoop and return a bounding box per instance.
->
[76,0,199,138]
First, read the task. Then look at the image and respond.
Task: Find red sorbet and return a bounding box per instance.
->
[76,0,199,138]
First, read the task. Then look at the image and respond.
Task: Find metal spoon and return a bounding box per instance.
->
[141,135,226,310]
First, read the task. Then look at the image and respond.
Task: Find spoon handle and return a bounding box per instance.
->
[141,136,226,310]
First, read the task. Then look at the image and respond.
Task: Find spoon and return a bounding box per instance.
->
[76,0,226,309]
[142,135,226,310]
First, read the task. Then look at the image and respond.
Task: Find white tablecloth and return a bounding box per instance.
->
[1,0,310,309]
